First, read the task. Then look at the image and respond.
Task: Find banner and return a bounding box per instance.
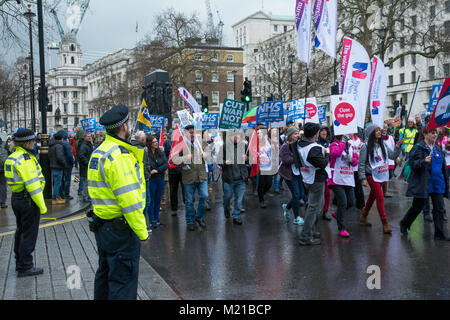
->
[295,0,312,67]
[331,95,358,135]
[219,99,246,129]
[256,101,284,124]
[428,84,444,113]
[340,36,371,128]
[369,55,387,128]
[287,99,307,122]
[95,123,105,132]
[427,77,450,130]
[137,99,152,129]
[176,109,194,129]
[177,87,201,113]
[142,115,165,133]
[80,118,96,133]
[313,0,337,59]
[317,104,327,123]
[194,113,219,130]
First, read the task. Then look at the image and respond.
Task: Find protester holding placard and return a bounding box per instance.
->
[358,124,394,234]
[348,133,365,212]
[328,135,358,238]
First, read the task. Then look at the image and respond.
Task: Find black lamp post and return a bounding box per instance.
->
[378,24,387,62]
[288,54,295,101]
[24,4,36,132]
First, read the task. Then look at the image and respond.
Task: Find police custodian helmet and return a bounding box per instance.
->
[99,105,129,130]
[13,129,36,142]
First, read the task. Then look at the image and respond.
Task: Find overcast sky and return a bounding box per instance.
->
[4,0,295,69]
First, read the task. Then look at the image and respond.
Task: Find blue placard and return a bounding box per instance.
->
[428,84,443,113]
[317,105,327,123]
[256,101,284,124]
[95,123,105,132]
[142,115,165,133]
[287,99,309,122]
[199,113,219,129]
[80,118,96,133]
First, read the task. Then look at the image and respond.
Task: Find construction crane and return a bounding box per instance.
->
[50,0,90,40]
[205,0,216,38]
[216,9,224,45]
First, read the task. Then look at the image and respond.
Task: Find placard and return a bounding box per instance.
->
[219,99,246,129]
[176,109,194,129]
[256,101,284,124]
[195,113,219,130]
[331,95,358,135]
[80,118,96,133]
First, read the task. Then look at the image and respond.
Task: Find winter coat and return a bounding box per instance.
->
[148,149,168,180]
[406,140,449,199]
[49,140,67,170]
[77,139,94,178]
[294,138,330,183]
[57,130,75,168]
[278,142,295,181]
[131,140,151,180]
[222,142,248,184]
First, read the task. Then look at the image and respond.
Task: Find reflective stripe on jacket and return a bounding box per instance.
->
[4,146,47,214]
[399,128,418,153]
[87,135,148,241]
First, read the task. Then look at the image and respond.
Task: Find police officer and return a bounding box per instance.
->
[88,105,149,300]
[4,129,47,277]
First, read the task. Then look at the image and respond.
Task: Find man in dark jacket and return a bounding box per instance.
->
[77,132,94,202]
[57,130,75,200]
[49,133,67,204]
[293,123,330,246]
[222,133,248,225]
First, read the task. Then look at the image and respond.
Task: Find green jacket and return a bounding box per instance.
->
[180,143,208,185]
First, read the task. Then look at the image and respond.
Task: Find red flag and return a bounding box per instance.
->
[168,126,186,169]
[427,77,450,130]
[159,127,164,147]
[248,128,259,177]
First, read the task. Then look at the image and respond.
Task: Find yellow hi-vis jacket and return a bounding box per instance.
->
[399,127,418,153]
[87,135,148,241]
[4,146,47,214]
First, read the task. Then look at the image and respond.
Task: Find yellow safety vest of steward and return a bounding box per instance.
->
[4,146,47,214]
[399,127,418,153]
[87,134,148,241]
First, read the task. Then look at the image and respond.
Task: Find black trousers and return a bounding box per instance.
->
[353,171,365,209]
[400,194,447,238]
[94,220,141,300]
[168,172,185,211]
[12,192,40,272]
[330,185,355,231]
[258,174,273,202]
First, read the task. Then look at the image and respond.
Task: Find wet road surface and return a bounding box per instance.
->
[141,178,450,300]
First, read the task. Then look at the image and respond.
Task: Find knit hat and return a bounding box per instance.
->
[285,126,299,139]
[365,124,380,138]
[303,122,320,138]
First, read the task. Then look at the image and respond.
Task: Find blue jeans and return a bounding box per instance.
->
[184,181,208,224]
[223,180,246,219]
[149,178,164,224]
[273,174,280,192]
[285,175,302,218]
[78,175,84,193]
[52,169,63,200]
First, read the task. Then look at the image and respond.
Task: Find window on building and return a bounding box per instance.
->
[227,91,235,100]
[400,73,405,84]
[227,71,235,82]
[388,75,394,87]
[73,91,78,99]
[429,66,435,79]
[227,54,234,62]
[64,103,68,113]
[70,44,75,51]
[73,79,77,86]
[63,78,67,86]
[211,53,218,62]
[446,1,450,13]
[430,25,435,38]
[400,37,405,49]
[73,103,78,114]
[445,63,450,77]
[194,53,202,61]
[411,71,416,82]
[63,91,68,98]
[411,54,416,65]
[211,71,219,82]
[195,91,202,103]
[74,117,79,126]
[195,70,203,82]
[400,56,405,67]
[284,25,288,33]
[411,15,417,27]
[71,56,75,64]
[274,25,278,32]
[411,34,417,45]
[63,118,68,125]
[212,91,219,105]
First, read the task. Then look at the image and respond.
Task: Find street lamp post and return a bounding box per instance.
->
[378,24,387,63]
[288,54,295,101]
[22,74,27,128]
[24,5,36,132]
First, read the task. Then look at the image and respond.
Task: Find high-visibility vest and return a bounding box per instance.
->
[399,127,418,153]
[4,146,47,214]
[87,135,148,241]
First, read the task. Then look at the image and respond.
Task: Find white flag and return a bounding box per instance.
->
[313,0,337,59]
[369,56,387,128]
[295,0,312,67]
[340,36,371,128]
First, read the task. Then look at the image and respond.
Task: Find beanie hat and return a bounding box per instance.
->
[285,126,299,139]
[365,124,380,138]
[303,122,320,138]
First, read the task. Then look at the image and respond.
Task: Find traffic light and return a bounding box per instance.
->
[241,78,252,103]
[38,85,52,112]
[201,95,209,113]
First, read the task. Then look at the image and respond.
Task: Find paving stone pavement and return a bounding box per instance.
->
[0,214,179,300]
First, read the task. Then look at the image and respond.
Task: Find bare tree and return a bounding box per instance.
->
[0,59,19,131]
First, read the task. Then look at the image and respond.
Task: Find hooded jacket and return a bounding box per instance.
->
[49,138,67,170]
